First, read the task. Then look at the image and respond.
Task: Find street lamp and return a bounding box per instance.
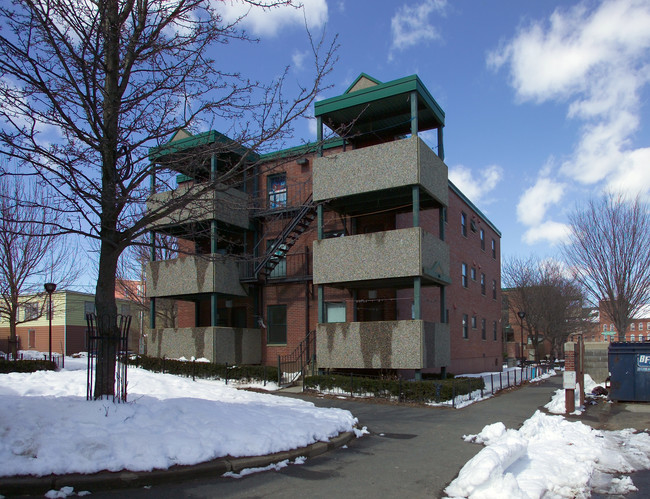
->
[517,311,526,366]
[44,282,56,361]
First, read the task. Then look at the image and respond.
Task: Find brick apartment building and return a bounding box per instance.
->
[145,73,502,376]
[585,302,650,343]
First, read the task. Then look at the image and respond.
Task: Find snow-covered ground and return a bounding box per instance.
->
[0,354,357,477]
[445,375,650,498]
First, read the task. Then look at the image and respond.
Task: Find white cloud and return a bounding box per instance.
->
[292,50,308,70]
[516,176,565,227]
[491,0,650,241]
[215,0,328,37]
[389,0,447,60]
[522,220,571,246]
[449,164,503,204]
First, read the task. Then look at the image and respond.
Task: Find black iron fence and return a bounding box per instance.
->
[86,313,131,402]
[239,251,312,282]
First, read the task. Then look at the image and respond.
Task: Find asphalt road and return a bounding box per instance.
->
[85,376,562,499]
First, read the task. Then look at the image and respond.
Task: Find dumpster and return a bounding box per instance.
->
[608,342,650,402]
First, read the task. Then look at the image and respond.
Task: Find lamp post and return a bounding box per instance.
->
[44,282,56,361]
[517,311,526,366]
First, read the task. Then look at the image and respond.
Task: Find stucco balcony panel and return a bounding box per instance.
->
[313,227,449,285]
[316,320,450,369]
[146,254,247,297]
[147,183,249,230]
[147,327,261,364]
[313,136,448,206]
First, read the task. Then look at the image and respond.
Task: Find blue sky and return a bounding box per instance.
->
[213,0,650,263]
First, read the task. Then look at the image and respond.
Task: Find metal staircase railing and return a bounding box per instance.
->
[278,329,316,386]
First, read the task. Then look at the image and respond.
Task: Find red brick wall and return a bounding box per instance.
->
[0,324,87,356]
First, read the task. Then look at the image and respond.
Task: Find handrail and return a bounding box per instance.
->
[278,329,316,386]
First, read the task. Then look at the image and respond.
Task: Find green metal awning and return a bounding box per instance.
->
[314,74,445,139]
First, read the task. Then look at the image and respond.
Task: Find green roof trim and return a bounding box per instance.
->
[315,74,445,126]
[259,137,345,161]
[149,130,259,162]
[448,180,502,237]
[344,73,383,94]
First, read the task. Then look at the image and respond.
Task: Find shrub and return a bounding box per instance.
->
[127,355,279,384]
[304,374,484,404]
[0,359,57,373]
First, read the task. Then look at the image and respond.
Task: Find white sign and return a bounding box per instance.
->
[563,371,576,389]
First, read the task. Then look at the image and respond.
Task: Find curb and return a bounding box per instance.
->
[0,431,356,496]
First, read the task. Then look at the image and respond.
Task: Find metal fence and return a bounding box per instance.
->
[86,313,131,402]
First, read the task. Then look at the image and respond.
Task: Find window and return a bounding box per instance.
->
[631,323,636,331]
[22,303,39,321]
[480,229,485,250]
[493,321,498,341]
[640,335,644,342]
[325,302,346,323]
[462,314,468,339]
[480,274,486,295]
[631,334,635,342]
[491,239,496,259]
[603,324,607,332]
[267,305,287,344]
[640,323,644,331]
[28,329,35,348]
[492,280,497,300]
[481,318,486,340]
[461,212,467,237]
[84,301,95,319]
[268,173,287,209]
[472,316,477,329]
[471,267,477,281]
[610,324,614,332]
[461,263,468,288]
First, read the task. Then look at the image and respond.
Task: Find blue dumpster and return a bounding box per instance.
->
[608,342,650,402]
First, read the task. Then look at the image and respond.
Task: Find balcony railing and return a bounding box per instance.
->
[239,251,313,282]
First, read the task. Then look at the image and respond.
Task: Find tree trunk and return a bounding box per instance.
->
[94,242,119,398]
[8,306,17,359]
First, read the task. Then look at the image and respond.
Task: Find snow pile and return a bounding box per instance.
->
[445,411,650,498]
[545,374,601,415]
[0,357,357,477]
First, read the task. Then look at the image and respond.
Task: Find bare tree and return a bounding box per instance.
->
[563,195,650,341]
[0,1,337,396]
[503,256,588,362]
[0,175,78,358]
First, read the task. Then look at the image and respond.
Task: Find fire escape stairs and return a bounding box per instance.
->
[254,194,317,279]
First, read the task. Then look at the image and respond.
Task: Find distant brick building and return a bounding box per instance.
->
[145,73,502,376]
[587,302,650,343]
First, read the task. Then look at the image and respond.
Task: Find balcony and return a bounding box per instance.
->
[147,182,249,231]
[146,254,247,298]
[316,320,450,370]
[313,136,448,209]
[313,227,449,287]
[147,326,261,364]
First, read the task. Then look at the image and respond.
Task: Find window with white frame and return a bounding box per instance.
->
[480,229,485,250]
[461,263,468,288]
[493,321,497,341]
[640,335,645,342]
[631,334,636,342]
[472,316,477,329]
[325,302,346,323]
[640,322,644,331]
[491,239,496,259]
[481,274,486,295]
[462,314,468,338]
[22,303,39,321]
[461,212,467,237]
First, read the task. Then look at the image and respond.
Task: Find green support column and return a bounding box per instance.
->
[414,277,421,320]
[440,286,447,323]
[317,117,323,157]
[412,185,420,228]
[318,285,324,323]
[317,204,323,240]
[195,301,201,327]
[352,289,358,322]
[149,298,156,330]
[411,91,419,137]
[211,293,218,327]
[439,207,446,241]
[437,127,445,161]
